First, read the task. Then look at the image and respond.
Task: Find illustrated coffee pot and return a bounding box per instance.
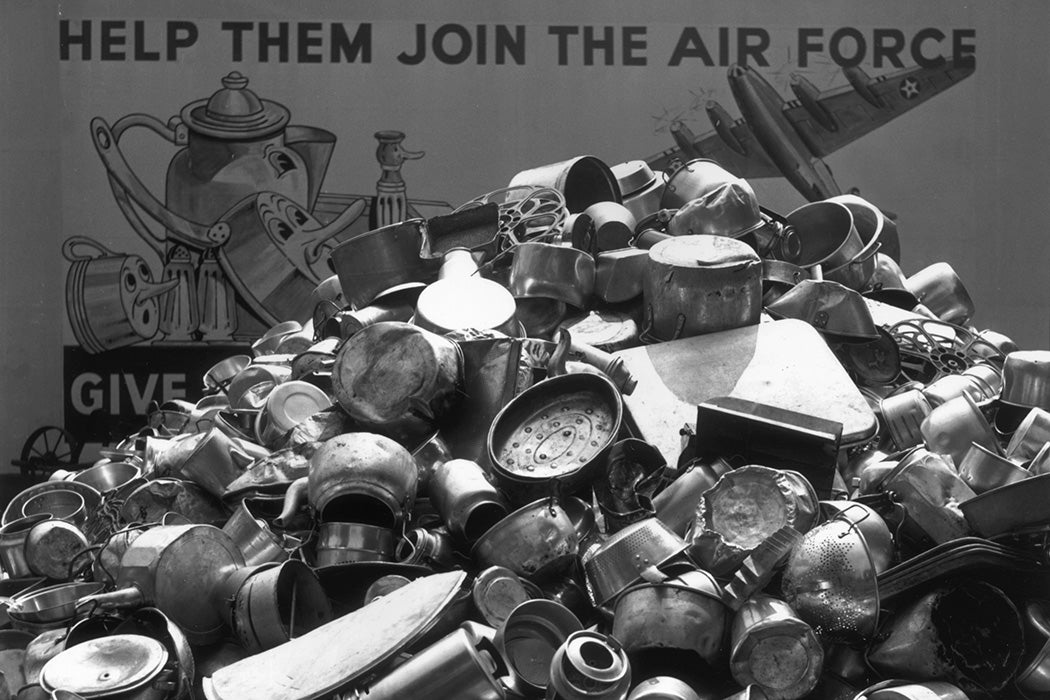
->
[93,71,337,243]
[90,71,363,326]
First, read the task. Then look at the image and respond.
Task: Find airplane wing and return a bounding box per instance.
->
[645,119,781,179]
[784,59,976,158]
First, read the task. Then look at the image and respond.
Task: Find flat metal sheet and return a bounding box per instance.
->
[614,319,877,467]
[203,571,467,700]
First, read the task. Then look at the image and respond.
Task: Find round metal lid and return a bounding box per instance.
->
[472,566,531,628]
[180,72,290,140]
[40,634,168,697]
[649,234,760,270]
[265,380,333,433]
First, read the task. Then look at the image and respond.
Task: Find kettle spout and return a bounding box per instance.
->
[274,476,309,528]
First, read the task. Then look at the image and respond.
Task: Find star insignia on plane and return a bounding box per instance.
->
[899,77,921,100]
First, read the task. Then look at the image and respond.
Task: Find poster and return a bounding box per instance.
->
[2,1,1048,454]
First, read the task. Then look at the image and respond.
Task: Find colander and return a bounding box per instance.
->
[780,514,880,643]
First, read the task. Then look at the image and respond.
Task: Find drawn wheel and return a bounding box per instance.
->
[18,425,82,476]
[456,186,567,246]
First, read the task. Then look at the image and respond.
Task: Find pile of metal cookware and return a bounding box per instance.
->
[4,154,1050,700]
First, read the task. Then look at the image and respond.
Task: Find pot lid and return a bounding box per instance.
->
[40,634,168,697]
[181,72,290,140]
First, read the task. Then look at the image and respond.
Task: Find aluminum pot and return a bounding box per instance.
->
[508,242,597,309]
[472,499,579,582]
[786,201,863,269]
[643,235,762,342]
[660,159,737,209]
[332,322,463,444]
[611,569,727,664]
[328,218,438,310]
[904,263,975,326]
[7,582,103,628]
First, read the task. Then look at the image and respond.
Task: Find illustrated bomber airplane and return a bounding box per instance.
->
[646,57,976,202]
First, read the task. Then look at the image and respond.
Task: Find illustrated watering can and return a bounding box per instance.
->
[90,71,363,326]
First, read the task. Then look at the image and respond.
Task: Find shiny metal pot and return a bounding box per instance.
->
[643,235,762,342]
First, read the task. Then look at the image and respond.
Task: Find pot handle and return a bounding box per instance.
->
[76,586,145,611]
[91,116,230,253]
[61,235,119,262]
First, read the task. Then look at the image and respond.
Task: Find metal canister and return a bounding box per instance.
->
[429,459,509,544]
[546,630,632,700]
[729,595,823,700]
[643,235,762,342]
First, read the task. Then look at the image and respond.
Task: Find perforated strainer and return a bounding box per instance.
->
[780,511,879,642]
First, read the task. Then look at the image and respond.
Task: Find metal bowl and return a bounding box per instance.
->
[72,461,141,494]
[20,490,86,527]
[6,581,105,625]
[2,481,101,528]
